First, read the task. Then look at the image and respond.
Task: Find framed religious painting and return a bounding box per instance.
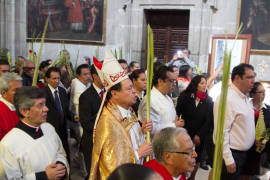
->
[27,0,107,45]
[208,34,252,75]
[237,0,270,54]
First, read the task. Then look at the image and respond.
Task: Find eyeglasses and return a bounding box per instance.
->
[167,147,196,157]
[256,91,265,94]
[24,67,35,70]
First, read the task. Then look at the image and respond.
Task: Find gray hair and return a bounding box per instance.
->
[153,127,187,162]
[23,60,34,67]
[0,72,22,93]
[14,86,45,118]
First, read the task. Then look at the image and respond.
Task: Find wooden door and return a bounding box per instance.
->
[145,10,190,64]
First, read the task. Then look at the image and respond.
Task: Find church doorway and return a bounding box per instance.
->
[144,9,190,65]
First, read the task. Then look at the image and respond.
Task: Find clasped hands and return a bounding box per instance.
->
[45,162,66,180]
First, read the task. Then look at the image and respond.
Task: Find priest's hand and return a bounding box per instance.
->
[45,162,66,180]
[55,163,66,179]
[45,162,58,180]
[142,119,152,133]
[137,142,152,159]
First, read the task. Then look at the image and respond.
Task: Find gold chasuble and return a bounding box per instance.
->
[89,100,136,180]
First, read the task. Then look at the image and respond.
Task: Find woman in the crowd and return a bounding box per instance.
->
[177,65,192,93]
[129,61,140,74]
[130,69,147,116]
[240,82,270,180]
[176,75,213,180]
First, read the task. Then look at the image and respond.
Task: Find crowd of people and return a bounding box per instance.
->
[0,48,269,180]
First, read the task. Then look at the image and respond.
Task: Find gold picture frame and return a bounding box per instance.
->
[208,34,252,74]
[27,0,107,45]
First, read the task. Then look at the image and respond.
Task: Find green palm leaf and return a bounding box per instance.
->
[146,24,154,161]
[212,23,243,179]
[32,17,49,86]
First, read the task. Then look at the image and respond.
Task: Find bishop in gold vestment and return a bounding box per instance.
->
[89,100,136,180]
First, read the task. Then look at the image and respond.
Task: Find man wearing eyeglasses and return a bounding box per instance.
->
[22,60,35,86]
[138,65,184,137]
[144,127,197,180]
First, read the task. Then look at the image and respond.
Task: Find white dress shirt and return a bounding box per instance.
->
[209,81,222,101]
[138,87,176,136]
[48,84,59,99]
[48,84,64,111]
[117,105,145,164]
[69,78,90,115]
[213,84,255,166]
[92,83,102,96]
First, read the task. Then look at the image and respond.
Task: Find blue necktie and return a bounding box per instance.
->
[54,90,64,120]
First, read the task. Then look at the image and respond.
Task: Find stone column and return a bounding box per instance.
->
[0,0,27,61]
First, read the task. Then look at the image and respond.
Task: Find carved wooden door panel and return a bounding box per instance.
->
[152,27,188,63]
[145,10,190,65]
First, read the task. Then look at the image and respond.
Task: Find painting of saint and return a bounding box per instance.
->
[27,0,106,44]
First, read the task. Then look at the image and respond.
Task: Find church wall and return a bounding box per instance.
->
[0,0,269,81]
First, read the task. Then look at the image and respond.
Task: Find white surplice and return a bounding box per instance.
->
[0,122,69,180]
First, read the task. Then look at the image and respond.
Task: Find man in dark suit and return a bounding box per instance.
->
[79,64,104,177]
[22,60,35,86]
[44,67,70,161]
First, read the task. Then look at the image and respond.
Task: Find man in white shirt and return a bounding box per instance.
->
[138,65,184,136]
[70,64,91,122]
[0,86,69,180]
[69,64,91,146]
[213,63,255,180]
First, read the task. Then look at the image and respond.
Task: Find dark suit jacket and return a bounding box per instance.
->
[44,85,70,158]
[79,85,102,172]
[22,73,33,86]
[176,92,213,141]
